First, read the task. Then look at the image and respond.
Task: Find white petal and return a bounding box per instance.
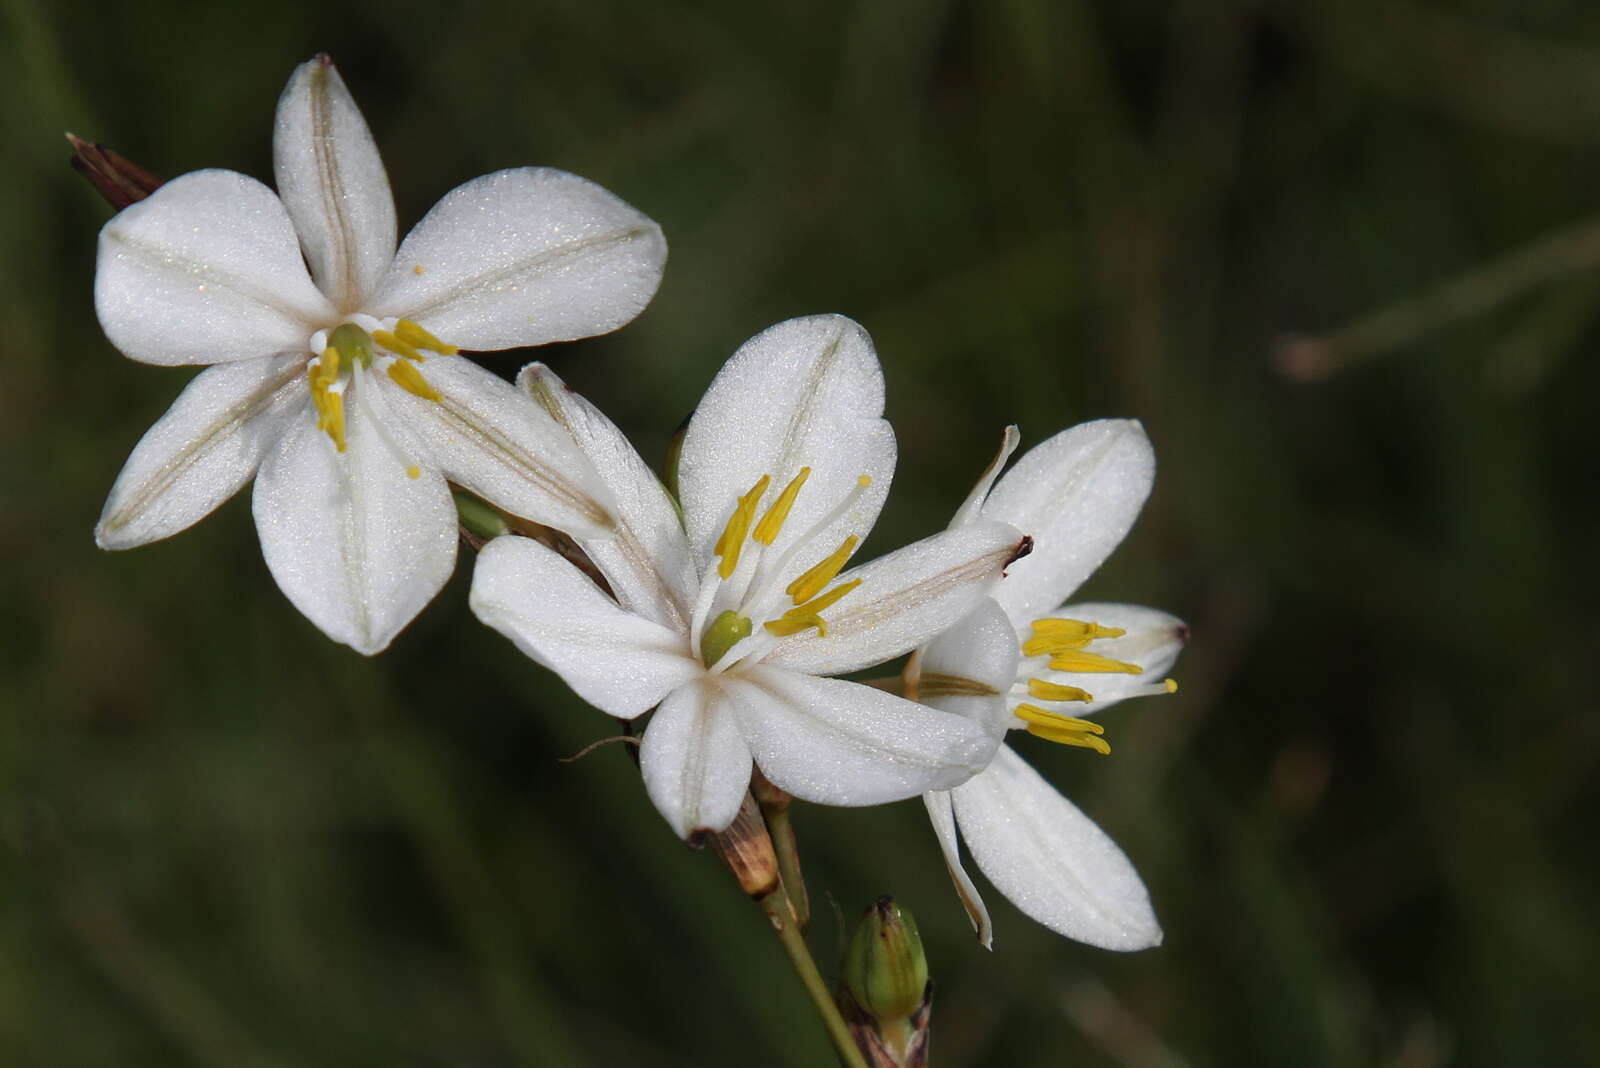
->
[469,535,701,719]
[380,355,618,539]
[923,790,994,949]
[517,363,696,631]
[640,679,753,839]
[273,55,397,310]
[97,354,306,548]
[982,420,1154,626]
[949,425,1019,529]
[761,520,1026,676]
[96,170,333,366]
[951,745,1161,951]
[727,666,998,806]
[369,168,667,351]
[916,598,1021,734]
[1036,602,1188,715]
[676,315,895,573]
[252,395,456,654]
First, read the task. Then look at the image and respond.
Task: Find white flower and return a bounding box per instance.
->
[93,55,668,654]
[911,421,1187,949]
[469,315,1030,839]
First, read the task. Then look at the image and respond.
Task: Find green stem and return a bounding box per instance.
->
[761,801,810,928]
[758,887,870,1068]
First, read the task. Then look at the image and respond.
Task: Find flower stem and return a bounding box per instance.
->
[758,886,870,1068]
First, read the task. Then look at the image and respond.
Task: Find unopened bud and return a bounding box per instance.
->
[844,896,928,1022]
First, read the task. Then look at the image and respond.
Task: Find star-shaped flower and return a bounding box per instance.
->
[911,421,1187,949]
[469,315,1029,838]
[93,55,667,653]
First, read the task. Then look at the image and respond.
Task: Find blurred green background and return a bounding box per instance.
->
[5,0,1599,1064]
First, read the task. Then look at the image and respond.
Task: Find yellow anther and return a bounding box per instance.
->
[315,345,341,388]
[714,475,770,579]
[1014,704,1110,755]
[763,578,863,638]
[1164,678,1178,694]
[1021,618,1126,657]
[1027,679,1094,703]
[387,360,442,402]
[372,329,424,362]
[857,475,872,488]
[405,465,421,480]
[785,535,858,605]
[753,467,810,545]
[317,388,347,452]
[1047,650,1144,675]
[396,319,458,355]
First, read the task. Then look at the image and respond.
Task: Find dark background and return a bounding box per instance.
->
[4,1,1598,1064]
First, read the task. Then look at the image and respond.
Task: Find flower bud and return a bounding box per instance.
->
[843,896,929,1022]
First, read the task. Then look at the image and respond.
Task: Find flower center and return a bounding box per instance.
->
[1011,617,1178,755]
[305,318,457,475]
[693,466,873,669]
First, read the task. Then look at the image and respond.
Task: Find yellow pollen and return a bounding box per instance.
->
[1027,679,1094,703]
[372,329,424,362]
[1164,678,1178,693]
[405,465,421,480]
[395,319,458,355]
[753,467,810,545]
[387,360,442,401]
[1014,704,1110,755]
[1047,650,1144,675]
[785,535,858,605]
[857,475,872,488]
[413,264,425,275]
[714,475,770,579]
[763,578,862,638]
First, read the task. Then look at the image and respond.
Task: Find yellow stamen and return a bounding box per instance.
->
[1047,650,1144,674]
[1164,678,1178,694]
[1014,704,1110,755]
[714,475,770,579]
[318,387,347,452]
[1022,620,1126,657]
[1027,679,1094,703]
[396,319,458,355]
[387,360,442,401]
[315,345,341,387]
[784,535,858,605]
[372,329,424,362]
[763,578,862,638]
[753,467,810,545]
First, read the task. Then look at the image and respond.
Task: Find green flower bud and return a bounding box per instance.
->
[843,896,929,1022]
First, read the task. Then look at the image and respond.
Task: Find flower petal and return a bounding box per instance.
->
[915,597,1021,734]
[517,363,696,631]
[272,55,397,310]
[369,168,667,352]
[981,420,1154,626]
[96,354,306,548]
[469,534,700,719]
[727,666,998,806]
[380,355,618,540]
[253,396,456,654]
[96,170,333,366]
[949,425,1019,529]
[1036,602,1188,715]
[951,745,1162,951]
[640,679,753,839]
[676,315,895,573]
[761,519,1026,676]
[923,790,994,949]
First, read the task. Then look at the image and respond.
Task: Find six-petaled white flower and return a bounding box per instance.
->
[468,315,1031,839]
[910,421,1187,949]
[93,55,667,653]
